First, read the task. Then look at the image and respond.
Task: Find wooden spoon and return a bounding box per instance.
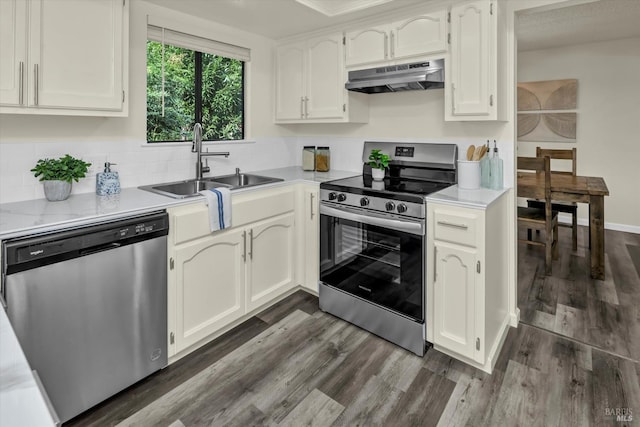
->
[478,144,488,160]
[472,145,483,161]
[466,145,475,161]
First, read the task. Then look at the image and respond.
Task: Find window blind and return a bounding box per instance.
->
[147,25,250,62]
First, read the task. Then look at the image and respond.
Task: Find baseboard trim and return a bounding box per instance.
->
[558,214,640,234]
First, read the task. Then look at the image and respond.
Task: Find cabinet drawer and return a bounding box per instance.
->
[170,185,296,245]
[433,210,479,247]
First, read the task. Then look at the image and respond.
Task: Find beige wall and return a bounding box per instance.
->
[517,37,640,229]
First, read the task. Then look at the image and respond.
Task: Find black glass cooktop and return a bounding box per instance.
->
[321,175,453,203]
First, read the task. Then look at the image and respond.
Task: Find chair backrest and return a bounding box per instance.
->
[518,156,552,218]
[536,147,576,176]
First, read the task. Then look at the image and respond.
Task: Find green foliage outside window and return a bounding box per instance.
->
[146,41,244,142]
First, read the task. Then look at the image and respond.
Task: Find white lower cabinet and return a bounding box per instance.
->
[167,185,297,358]
[296,184,319,293]
[427,193,510,373]
[173,228,246,353]
[246,213,296,311]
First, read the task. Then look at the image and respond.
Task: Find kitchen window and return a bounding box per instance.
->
[147,25,250,143]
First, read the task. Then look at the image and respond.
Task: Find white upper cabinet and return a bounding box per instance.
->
[344,25,388,67]
[446,0,503,121]
[345,11,448,68]
[275,43,305,121]
[0,0,128,116]
[391,12,448,61]
[275,33,368,123]
[0,0,27,107]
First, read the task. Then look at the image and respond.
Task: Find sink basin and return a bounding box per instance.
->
[139,179,232,199]
[139,174,284,199]
[208,173,284,188]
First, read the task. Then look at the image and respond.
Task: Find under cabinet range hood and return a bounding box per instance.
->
[345,59,444,94]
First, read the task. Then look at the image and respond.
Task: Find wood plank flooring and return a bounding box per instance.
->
[519,225,640,363]
[68,288,640,426]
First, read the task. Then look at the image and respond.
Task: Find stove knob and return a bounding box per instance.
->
[328,192,337,201]
[337,193,347,202]
[385,201,395,211]
[397,203,408,214]
[360,197,369,207]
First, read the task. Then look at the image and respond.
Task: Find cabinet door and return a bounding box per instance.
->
[391,12,448,60]
[275,42,305,120]
[174,229,246,353]
[28,0,124,110]
[247,212,296,311]
[306,35,344,120]
[449,0,493,117]
[344,26,388,67]
[433,241,481,362]
[302,187,319,292]
[0,0,27,106]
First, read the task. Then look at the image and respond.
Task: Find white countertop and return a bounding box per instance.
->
[0,308,56,427]
[0,166,357,424]
[426,184,510,208]
[0,167,358,239]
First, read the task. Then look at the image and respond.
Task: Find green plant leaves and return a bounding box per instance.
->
[31,154,92,183]
[368,149,390,170]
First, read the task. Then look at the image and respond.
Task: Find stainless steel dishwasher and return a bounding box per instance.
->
[1,211,169,424]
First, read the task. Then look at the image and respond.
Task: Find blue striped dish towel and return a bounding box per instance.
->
[198,187,232,232]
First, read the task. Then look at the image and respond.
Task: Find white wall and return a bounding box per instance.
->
[517,37,640,229]
[0,0,289,204]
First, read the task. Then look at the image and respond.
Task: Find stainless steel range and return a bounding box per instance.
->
[319,141,457,356]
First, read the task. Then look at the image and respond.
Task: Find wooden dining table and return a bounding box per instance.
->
[517,172,610,280]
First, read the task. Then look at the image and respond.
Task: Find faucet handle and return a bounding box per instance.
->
[236,167,240,176]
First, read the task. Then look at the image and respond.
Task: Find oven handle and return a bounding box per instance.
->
[320,204,424,236]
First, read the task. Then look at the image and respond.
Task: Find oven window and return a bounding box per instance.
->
[320,214,423,321]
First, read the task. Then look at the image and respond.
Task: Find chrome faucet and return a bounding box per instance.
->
[192,123,229,180]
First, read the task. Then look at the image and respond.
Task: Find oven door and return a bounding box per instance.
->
[319,203,424,322]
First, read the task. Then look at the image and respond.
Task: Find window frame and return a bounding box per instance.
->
[146,24,250,144]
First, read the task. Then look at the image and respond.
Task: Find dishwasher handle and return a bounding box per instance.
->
[79,242,121,257]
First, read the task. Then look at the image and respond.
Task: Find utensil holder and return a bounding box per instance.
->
[458,160,481,189]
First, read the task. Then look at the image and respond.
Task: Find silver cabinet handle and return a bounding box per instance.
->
[310,193,315,220]
[437,220,468,230]
[248,229,253,260]
[300,96,304,118]
[304,96,309,118]
[390,31,395,58]
[242,230,247,262]
[451,83,456,113]
[19,61,24,105]
[384,33,389,58]
[33,64,39,106]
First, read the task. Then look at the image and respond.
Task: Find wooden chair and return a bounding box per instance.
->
[518,156,559,275]
[527,147,579,250]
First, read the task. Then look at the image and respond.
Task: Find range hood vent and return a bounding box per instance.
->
[345,59,445,94]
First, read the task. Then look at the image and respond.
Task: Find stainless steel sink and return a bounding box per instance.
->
[139,179,232,199]
[139,174,284,199]
[208,173,284,188]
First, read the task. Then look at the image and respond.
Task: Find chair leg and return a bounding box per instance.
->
[545,235,553,275]
[572,210,578,251]
[553,220,559,260]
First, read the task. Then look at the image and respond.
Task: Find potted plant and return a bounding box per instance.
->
[368,149,390,181]
[31,154,92,201]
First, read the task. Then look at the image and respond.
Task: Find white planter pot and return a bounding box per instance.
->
[43,180,72,201]
[372,168,385,181]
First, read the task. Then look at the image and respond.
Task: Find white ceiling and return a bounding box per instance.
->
[145,0,426,40]
[517,0,640,52]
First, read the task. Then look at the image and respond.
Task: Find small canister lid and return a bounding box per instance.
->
[303,146,316,149]
[317,146,330,150]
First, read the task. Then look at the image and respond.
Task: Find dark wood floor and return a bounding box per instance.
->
[518,224,640,363]
[68,289,640,427]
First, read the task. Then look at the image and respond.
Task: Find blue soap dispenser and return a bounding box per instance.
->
[96,162,121,195]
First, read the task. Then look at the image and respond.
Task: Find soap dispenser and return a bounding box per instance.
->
[96,162,121,195]
[489,140,503,190]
